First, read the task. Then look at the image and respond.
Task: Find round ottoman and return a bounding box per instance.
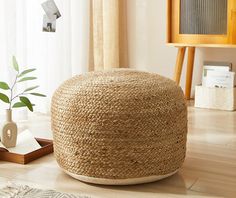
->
[51,69,187,185]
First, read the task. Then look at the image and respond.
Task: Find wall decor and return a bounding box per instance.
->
[42,14,56,32]
[41,0,61,33]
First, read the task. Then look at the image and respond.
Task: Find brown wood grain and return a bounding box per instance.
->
[173,47,186,85]
[185,47,195,100]
[0,138,53,165]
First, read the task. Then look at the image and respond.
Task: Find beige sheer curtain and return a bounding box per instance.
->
[89,0,128,71]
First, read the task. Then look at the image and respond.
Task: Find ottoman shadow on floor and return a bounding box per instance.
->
[51,69,187,185]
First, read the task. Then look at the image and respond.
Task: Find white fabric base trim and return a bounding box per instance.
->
[63,169,179,185]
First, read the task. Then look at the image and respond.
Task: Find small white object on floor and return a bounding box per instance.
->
[5,130,41,154]
[195,85,236,111]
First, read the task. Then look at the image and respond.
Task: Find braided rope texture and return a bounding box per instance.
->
[51,69,187,180]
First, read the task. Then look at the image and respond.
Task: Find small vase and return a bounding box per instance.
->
[0,109,18,148]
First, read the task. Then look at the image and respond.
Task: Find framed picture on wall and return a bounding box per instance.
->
[42,14,56,32]
[41,0,61,19]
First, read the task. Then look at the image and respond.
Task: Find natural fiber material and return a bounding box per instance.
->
[0,184,89,198]
[51,69,187,184]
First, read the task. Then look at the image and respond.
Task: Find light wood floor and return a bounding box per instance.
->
[0,103,236,198]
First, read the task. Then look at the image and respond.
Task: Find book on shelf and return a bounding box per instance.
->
[205,71,235,88]
[202,61,235,88]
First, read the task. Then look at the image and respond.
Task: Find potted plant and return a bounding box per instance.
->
[0,56,46,148]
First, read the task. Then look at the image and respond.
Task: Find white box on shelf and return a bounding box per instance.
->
[195,85,236,111]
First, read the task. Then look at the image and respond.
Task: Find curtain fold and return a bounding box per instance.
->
[89,0,129,71]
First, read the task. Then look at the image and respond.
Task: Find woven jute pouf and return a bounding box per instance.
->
[51,69,187,185]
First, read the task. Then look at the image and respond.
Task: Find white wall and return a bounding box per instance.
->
[127,0,236,97]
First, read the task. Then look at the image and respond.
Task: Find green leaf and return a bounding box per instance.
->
[24,86,39,92]
[12,56,19,72]
[0,93,10,103]
[30,93,46,97]
[0,82,10,90]
[13,102,35,108]
[20,96,33,112]
[18,68,36,78]
[12,102,27,108]
[18,77,37,83]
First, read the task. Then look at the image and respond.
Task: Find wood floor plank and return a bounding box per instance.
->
[190,178,236,198]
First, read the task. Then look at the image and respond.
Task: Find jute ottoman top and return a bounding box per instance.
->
[51,69,187,185]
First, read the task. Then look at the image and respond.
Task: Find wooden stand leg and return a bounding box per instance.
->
[185,47,195,100]
[174,47,186,85]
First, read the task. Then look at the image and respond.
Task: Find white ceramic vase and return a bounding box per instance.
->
[0,109,18,148]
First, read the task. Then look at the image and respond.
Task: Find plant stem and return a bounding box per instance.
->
[9,73,19,109]
[11,92,27,101]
